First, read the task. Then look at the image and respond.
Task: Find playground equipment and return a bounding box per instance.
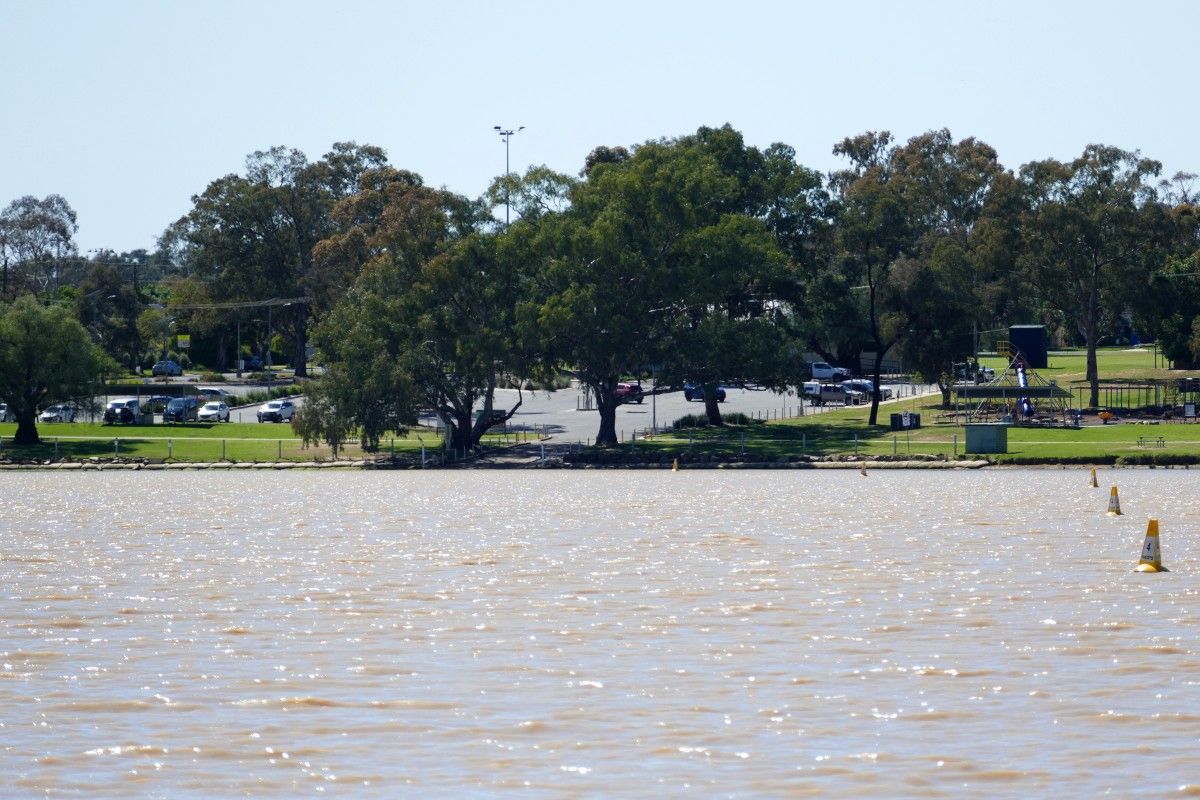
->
[953,343,1074,425]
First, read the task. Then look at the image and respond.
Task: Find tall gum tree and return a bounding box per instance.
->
[165,142,387,376]
[831,130,1003,422]
[521,132,753,443]
[1019,145,1165,408]
[302,168,520,453]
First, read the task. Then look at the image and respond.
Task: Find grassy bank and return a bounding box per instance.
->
[0,421,539,463]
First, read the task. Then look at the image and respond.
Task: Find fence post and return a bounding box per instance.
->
[55,438,60,459]
[854,433,858,457]
[114,438,119,457]
[953,434,958,457]
[222,439,226,461]
[802,432,806,456]
[740,432,745,454]
[168,439,172,459]
[421,444,426,467]
[893,434,897,455]
[277,440,282,460]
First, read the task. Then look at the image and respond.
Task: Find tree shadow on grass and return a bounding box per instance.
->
[655,420,901,458]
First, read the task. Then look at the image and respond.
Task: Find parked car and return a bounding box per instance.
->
[257,399,295,423]
[953,361,996,383]
[197,387,233,403]
[38,404,76,423]
[810,361,851,381]
[0,402,14,422]
[163,396,199,423]
[842,379,893,401]
[198,401,230,423]
[615,382,644,404]
[683,383,727,402]
[143,395,173,413]
[152,359,183,377]
[808,384,862,406]
[103,398,142,424]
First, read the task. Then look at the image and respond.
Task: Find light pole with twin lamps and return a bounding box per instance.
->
[494,125,524,226]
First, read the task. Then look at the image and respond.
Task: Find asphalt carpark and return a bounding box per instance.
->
[440,381,934,445]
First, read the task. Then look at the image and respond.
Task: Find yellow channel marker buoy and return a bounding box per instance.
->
[1090,467,1099,488]
[1134,518,1169,573]
[860,462,868,477]
[672,458,679,472]
[1107,485,1122,515]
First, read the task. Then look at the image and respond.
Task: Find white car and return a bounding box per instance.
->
[257,399,295,423]
[810,361,851,381]
[39,404,76,423]
[0,403,14,422]
[198,401,230,423]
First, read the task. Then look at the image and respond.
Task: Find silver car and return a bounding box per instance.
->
[39,404,76,423]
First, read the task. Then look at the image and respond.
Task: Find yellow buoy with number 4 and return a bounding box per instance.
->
[672,458,679,472]
[1107,486,1122,515]
[1090,467,1098,488]
[1134,518,1169,573]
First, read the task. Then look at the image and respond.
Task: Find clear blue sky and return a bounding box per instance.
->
[3,0,1196,253]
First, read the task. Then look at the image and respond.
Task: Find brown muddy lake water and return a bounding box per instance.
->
[2,469,1198,798]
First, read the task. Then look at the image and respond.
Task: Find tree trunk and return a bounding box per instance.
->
[448,406,473,453]
[594,381,619,447]
[293,308,308,378]
[868,350,886,426]
[1086,262,1100,408]
[13,409,39,446]
[704,383,723,426]
[939,382,951,408]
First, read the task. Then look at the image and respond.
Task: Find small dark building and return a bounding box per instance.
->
[1008,325,1048,368]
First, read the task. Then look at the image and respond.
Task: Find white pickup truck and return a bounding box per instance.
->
[809,361,851,381]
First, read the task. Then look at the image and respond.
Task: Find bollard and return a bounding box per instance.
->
[854,433,858,457]
[540,443,545,462]
[277,440,282,460]
[953,434,958,457]
[168,439,172,459]
[893,434,897,455]
[114,438,119,457]
[222,439,226,461]
[55,438,59,459]
[802,432,806,455]
[421,444,426,467]
[741,432,745,454]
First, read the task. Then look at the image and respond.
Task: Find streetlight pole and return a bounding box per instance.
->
[494,125,524,226]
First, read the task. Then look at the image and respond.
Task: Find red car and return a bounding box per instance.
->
[615,382,644,404]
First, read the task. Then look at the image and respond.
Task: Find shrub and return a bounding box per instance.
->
[201,372,225,383]
[672,414,711,430]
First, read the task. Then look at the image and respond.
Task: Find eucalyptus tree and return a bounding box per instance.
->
[299,168,520,453]
[165,142,387,375]
[831,130,1004,422]
[1018,145,1166,407]
[0,194,78,297]
[74,264,145,374]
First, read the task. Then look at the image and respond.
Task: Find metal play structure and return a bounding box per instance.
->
[953,343,1074,425]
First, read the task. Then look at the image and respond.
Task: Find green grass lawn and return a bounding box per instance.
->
[978,345,1181,384]
[634,389,1200,463]
[0,421,536,463]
